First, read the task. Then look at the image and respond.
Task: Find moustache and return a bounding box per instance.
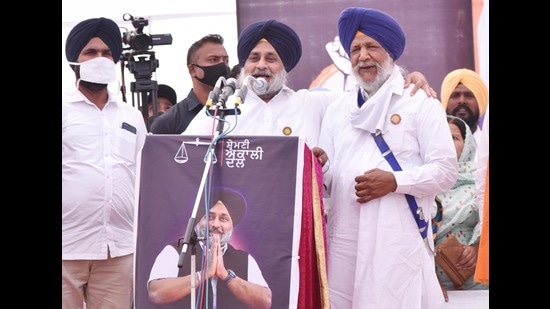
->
[452,105,472,115]
[251,70,273,77]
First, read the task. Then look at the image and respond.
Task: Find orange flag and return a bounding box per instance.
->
[474,161,489,284]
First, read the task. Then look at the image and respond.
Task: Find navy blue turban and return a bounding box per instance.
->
[338,7,406,61]
[237,19,302,72]
[65,17,122,64]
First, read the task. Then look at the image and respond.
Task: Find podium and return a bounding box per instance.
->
[134,135,328,308]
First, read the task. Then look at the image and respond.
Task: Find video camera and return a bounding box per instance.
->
[119,13,173,127]
[121,13,172,53]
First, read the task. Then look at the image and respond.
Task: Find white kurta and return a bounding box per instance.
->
[318,66,458,309]
[182,86,341,147]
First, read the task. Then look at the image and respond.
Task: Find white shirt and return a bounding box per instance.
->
[62,88,147,259]
[318,66,458,309]
[182,86,341,147]
[148,244,268,288]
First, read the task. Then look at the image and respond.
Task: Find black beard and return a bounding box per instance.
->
[80,80,108,91]
[450,105,479,129]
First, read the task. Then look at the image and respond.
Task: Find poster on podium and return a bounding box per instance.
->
[134,135,328,309]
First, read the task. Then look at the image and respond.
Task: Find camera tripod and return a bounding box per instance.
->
[120,50,160,129]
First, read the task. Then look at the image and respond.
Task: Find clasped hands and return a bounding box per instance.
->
[201,234,231,282]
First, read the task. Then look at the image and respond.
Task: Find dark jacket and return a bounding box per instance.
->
[149,89,204,134]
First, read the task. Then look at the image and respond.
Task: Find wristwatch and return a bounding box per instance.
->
[224,269,236,285]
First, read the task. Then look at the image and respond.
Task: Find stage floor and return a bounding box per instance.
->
[444,290,489,309]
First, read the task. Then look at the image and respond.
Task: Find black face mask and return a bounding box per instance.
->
[194,63,231,87]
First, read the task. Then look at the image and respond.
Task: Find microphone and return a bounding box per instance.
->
[234,84,248,107]
[217,77,238,106]
[206,76,226,107]
[248,77,268,94]
[213,76,226,89]
[205,87,220,108]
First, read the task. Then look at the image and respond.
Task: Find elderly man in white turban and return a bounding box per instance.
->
[315,7,458,309]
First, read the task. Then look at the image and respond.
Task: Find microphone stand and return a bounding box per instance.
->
[177,90,241,309]
[177,142,215,309]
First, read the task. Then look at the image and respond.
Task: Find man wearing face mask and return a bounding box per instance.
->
[149,34,231,134]
[62,17,147,309]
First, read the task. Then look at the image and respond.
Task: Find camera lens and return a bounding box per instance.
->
[131,34,152,52]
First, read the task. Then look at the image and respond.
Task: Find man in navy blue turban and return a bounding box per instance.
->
[237,19,302,73]
[317,6,456,309]
[338,7,405,61]
[62,16,147,309]
[184,18,343,148]
[65,17,123,67]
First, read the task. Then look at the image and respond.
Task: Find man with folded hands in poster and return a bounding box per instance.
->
[147,187,271,309]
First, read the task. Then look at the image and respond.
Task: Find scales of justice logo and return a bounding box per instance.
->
[173,137,264,169]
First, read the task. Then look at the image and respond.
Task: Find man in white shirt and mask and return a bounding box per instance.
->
[62,17,147,309]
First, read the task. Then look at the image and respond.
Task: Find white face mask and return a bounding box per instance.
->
[69,57,116,85]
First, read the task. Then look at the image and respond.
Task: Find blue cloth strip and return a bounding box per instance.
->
[371,132,428,239]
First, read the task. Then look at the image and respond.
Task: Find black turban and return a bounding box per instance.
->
[237,19,302,72]
[65,17,122,64]
[196,187,247,226]
[338,7,405,61]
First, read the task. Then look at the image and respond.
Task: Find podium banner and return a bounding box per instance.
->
[134,135,327,309]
